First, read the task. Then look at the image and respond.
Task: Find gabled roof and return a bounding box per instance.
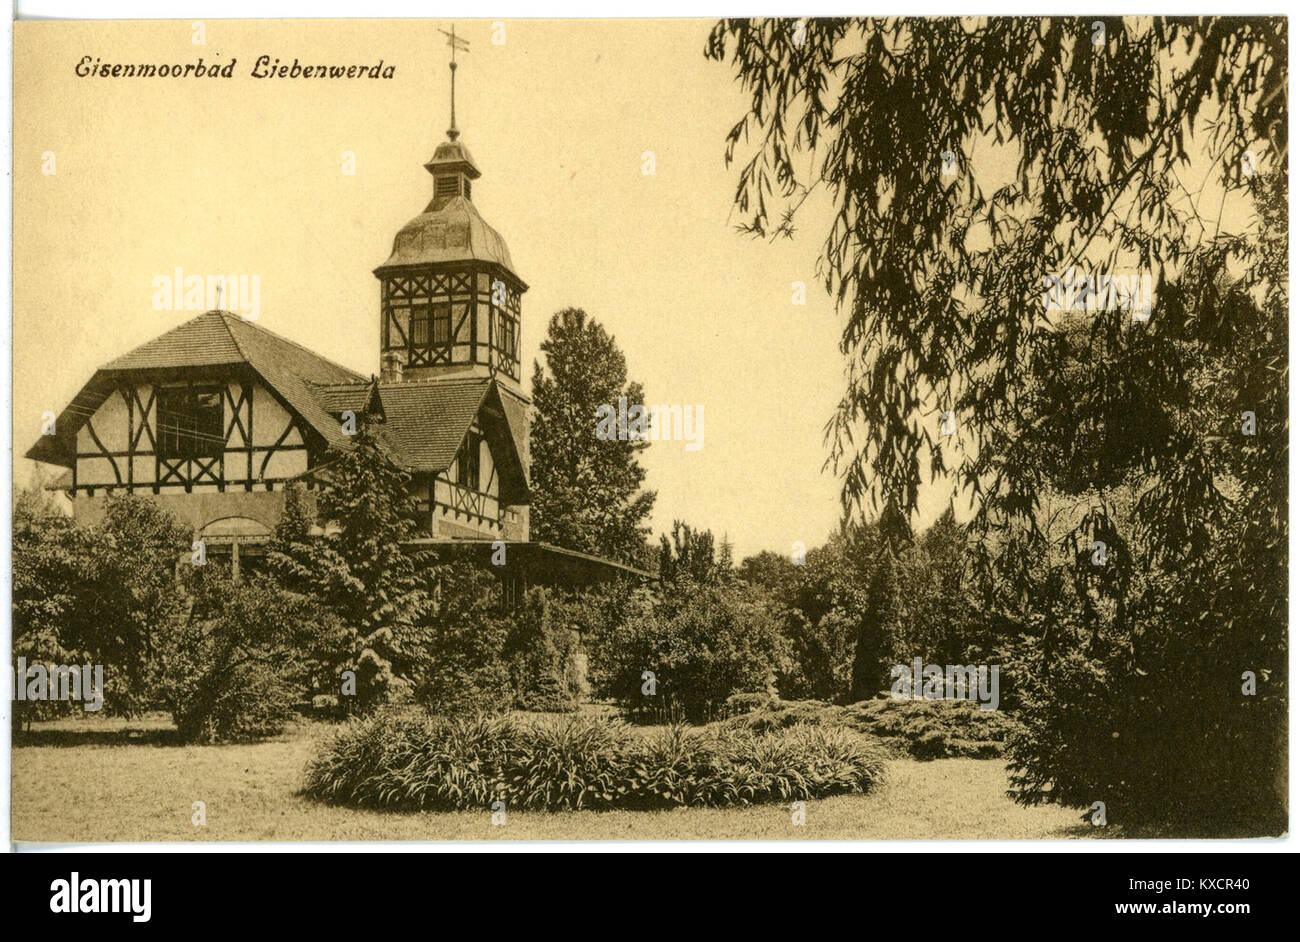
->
[373,377,491,471]
[27,310,367,466]
[372,377,530,503]
[103,310,246,369]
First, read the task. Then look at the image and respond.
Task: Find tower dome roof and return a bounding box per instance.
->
[375,193,518,277]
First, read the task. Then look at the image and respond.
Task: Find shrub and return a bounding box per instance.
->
[302,712,521,809]
[600,580,789,723]
[849,698,1019,759]
[505,587,586,713]
[171,660,296,745]
[12,490,192,725]
[724,691,775,717]
[725,698,845,734]
[157,570,326,743]
[302,711,887,811]
[695,725,886,806]
[414,562,514,715]
[1005,584,1287,834]
[726,696,1018,760]
[506,716,626,809]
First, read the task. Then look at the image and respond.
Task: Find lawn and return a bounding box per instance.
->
[11,713,1091,842]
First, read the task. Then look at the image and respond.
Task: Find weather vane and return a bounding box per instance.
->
[438,24,470,141]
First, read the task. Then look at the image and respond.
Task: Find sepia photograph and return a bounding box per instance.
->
[3,7,1291,873]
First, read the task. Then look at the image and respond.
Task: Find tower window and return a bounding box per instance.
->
[436,176,460,200]
[497,311,516,359]
[157,385,223,460]
[409,304,451,348]
[432,303,452,345]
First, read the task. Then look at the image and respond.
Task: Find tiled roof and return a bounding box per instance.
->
[103,313,246,370]
[27,311,367,465]
[371,378,529,501]
[497,386,531,468]
[309,381,376,415]
[373,377,493,471]
[219,314,366,449]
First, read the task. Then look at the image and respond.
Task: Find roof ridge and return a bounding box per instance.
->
[377,375,492,388]
[102,310,213,364]
[213,309,250,362]
[220,311,366,381]
[304,377,374,389]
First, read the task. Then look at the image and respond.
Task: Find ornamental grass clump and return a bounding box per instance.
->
[303,710,888,811]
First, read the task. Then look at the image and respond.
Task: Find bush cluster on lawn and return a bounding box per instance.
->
[596,583,787,724]
[850,699,1019,759]
[723,694,1017,760]
[593,531,789,724]
[12,487,192,728]
[302,711,887,811]
[157,569,331,744]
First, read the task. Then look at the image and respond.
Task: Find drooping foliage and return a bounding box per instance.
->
[711,16,1287,830]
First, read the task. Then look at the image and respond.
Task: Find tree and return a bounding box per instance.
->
[850,550,900,701]
[894,508,976,666]
[711,17,1286,830]
[530,308,656,567]
[736,549,801,599]
[657,520,730,586]
[79,495,192,715]
[11,482,94,729]
[266,429,436,712]
[414,561,514,715]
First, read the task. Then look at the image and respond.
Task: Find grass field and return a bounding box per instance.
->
[11,713,1092,842]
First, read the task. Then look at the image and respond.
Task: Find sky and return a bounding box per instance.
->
[12,18,860,560]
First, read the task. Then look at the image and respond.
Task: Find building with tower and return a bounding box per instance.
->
[26,44,643,592]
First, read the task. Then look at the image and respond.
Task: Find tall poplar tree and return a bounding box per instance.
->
[529,308,656,567]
